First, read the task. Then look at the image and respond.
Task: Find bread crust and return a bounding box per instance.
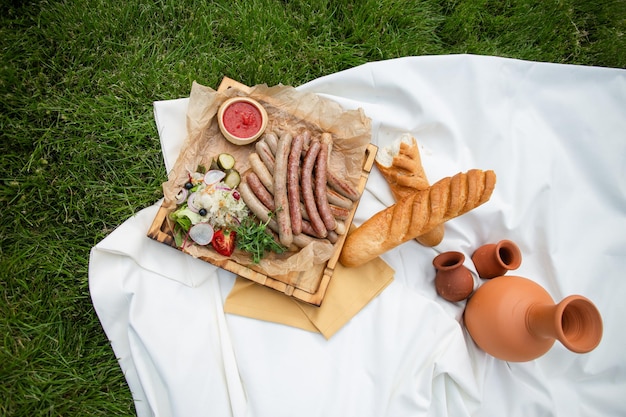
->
[375,135,444,246]
[339,169,497,268]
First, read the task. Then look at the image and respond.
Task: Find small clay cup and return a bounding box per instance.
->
[433,251,474,302]
[471,239,522,279]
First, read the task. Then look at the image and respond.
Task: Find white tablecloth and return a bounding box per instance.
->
[89,54,626,417]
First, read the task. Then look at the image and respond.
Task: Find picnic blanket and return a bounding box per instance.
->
[90,54,626,417]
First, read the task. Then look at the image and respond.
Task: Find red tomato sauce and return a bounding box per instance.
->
[222,101,263,138]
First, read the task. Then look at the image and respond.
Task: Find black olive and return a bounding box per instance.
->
[184,182,193,190]
[199,208,207,216]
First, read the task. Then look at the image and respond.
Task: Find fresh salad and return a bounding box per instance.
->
[169,153,285,262]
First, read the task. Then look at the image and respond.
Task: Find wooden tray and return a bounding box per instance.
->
[147,77,377,305]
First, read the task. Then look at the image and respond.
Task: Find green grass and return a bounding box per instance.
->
[1,0,624,414]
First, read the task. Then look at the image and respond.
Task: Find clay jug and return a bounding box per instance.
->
[471,239,522,279]
[464,275,603,362]
[433,251,474,302]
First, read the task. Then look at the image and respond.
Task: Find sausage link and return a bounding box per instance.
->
[263,132,278,155]
[301,219,337,244]
[327,170,360,201]
[301,141,327,238]
[314,141,337,231]
[326,187,353,209]
[329,204,350,220]
[256,140,275,172]
[299,201,309,221]
[334,220,346,235]
[326,230,339,244]
[239,179,314,249]
[287,133,305,235]
[245,171,275,210]
[239,179,275,228]
[274,133,293,247]
[292,229,316,248]
[300,201,345,224]
[300,219,322,238]
[248,152,274,193]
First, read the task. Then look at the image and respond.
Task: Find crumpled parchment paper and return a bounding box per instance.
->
[161,80,371,277]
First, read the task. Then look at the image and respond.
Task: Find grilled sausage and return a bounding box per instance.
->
[300,219,337,244]
[327,170,360,201]
[287,133,305,235]
[239,179,313,249]
[256,140,275,172]
[274,133,293,247]
[263,132,278,155]
[314,140,337,231]
[326,187,354,209]
[239,179,275,228]
[246,171,275,210]
[329,204,350,220]
[248,152,274,193]
[301,141,327,238]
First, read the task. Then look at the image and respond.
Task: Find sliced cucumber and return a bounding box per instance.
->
[223,169,241,189]
[217,153,236,171]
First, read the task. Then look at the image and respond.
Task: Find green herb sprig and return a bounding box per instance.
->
[235,215,286,263]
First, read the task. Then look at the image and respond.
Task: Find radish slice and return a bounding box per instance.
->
[175,188,188,204]
[188,223,214,246]
[204,170,226,185]
[187,192,200,213]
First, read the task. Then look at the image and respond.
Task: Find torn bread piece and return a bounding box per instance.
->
[375,134,444,246]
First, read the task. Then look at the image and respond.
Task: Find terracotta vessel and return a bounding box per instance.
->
[464,275,603,362]
[471,239,522,279]
[433,251,474,302]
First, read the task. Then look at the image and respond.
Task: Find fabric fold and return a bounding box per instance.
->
[224,256,394,339]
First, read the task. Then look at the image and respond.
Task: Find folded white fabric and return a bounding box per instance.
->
[90,54,626,417]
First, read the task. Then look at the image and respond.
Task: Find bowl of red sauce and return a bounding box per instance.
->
[217,97,268,145]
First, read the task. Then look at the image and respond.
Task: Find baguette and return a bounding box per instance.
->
[339,169,496,268]
[375,134,444,247]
